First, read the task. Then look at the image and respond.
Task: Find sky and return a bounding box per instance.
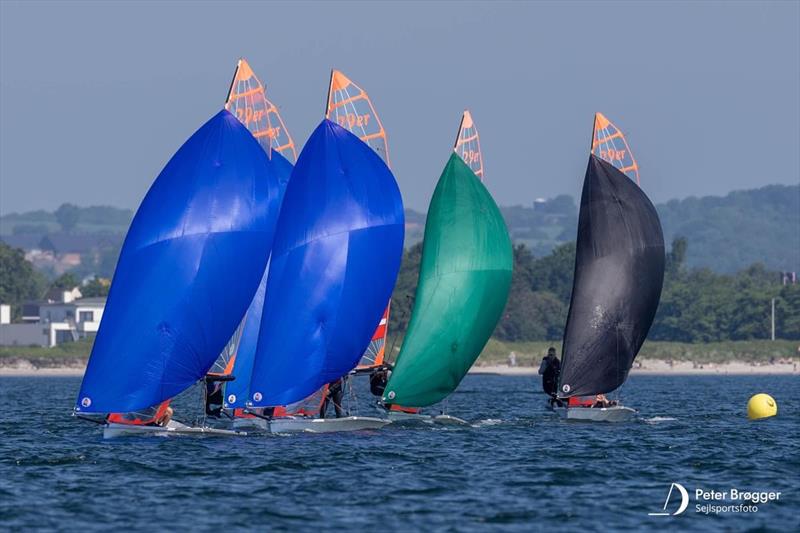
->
[1,0,798,214]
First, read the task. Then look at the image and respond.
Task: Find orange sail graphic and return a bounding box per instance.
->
[454,110,484,180]
[225,58,297,164]
[591,112,639,185]
[326,69,391,370]
[325,69,390,166]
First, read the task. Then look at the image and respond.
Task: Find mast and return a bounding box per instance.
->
[454,110,484,180]
[326,69,393,370]
[591,112,639,185]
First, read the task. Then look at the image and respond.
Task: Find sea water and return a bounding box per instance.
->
[0,374,797,531]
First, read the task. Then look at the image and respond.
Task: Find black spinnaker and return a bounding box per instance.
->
[557,154,665,398]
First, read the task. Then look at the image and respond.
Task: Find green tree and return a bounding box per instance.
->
[530,242,575,301]
[51,272,80,291]
[0,242,46,317]
[81,277,110,298]
[387,243,423,339]
[54,203,80,233]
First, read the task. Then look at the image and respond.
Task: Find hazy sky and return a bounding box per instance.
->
[1,1,798,215]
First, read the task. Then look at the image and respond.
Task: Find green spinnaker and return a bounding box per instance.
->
[382,153,512,407]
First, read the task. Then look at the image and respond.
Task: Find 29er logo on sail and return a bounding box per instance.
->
[336,112,371,129]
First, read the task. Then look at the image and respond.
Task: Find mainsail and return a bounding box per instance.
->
[326,69,392,370]
[557,154,664,398]
[211,60,295,409]
[591,112,639,184]
[76,110,284,413]
[226,58,297,163]
[454,110,484,180]
[325,69,389,164]
[248,119,405,407]
[382,152,512,407]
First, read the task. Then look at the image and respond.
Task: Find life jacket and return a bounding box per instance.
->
[107,401,171,426]
[388,404,421,414]
[567,396,594,408]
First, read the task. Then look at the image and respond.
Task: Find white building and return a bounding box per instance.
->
[0,297,106,348]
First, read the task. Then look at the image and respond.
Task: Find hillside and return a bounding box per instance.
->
[1,184,797,275]
[406,184,799,272]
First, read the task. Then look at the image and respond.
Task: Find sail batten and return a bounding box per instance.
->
[591,112,639,185]
[326,70,390,166]
[454,110,484,180]
[226,58,297,164]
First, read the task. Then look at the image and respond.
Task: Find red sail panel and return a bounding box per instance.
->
[225,57,297,164]
[454,110,484,180]
[591,112,639,185]
[357,304,389,369]
[326,69,392,370]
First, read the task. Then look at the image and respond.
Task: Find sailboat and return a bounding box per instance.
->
[244,101,406,433]
[202,59,297,425]
[380,110,513,423]
[325,69,393,375]
[551,113,665,422]
[74,109,286,438]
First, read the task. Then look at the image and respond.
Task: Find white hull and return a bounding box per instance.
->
[548,403,636,422]
[103,419,243,439]
[386,411,468,425]
[232,417,268,431]
[235,416,390,434]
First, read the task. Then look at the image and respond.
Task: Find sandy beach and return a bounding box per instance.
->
[1,358,797,377]
[470,359,799,376]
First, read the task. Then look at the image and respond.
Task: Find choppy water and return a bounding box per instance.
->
[0,374,797,531]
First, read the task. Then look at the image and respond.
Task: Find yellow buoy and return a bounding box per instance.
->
[747,393,777,420]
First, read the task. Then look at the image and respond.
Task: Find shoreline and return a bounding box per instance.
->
[471,359,799,376]
[0,358,797,377]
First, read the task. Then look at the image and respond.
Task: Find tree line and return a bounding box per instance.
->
[2,238,797,342]
[387,237,800,343]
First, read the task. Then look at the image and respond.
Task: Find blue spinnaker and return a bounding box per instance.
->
[223,152,293,409]
[76,110,284,413]
[248,119,405,407]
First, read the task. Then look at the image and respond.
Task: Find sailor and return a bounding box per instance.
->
[205,380,224,418]
[320,377,345,418]
[591,394,616,408]
[538,347,561,398]
[369,365,391,397]
[155,406,173,427]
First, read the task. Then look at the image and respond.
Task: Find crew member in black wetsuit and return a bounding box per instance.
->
[538,347,561,399]
[205,380,224,417]
[369,366,391,397]
[320,377,345,418]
